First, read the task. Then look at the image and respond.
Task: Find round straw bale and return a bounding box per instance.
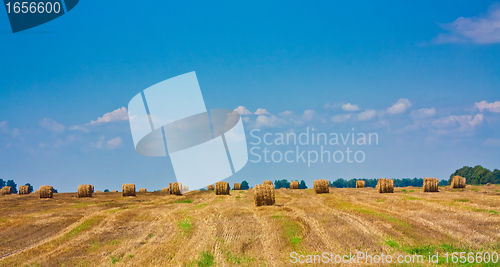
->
[376,179,394,193]
[1,186,13,195]
[122,184,136,197]
[423,178,439,192]
[161,188,169,194]
[216,182,230,195]
[39,185,53,198]
[19,185,30,195]
[207,184,214,190]
[139,188,147,193]
[77,184,93,198]
[356,180,366,188]
[90,185,94,193]
[254,184,275,206]
[313,179,329,194]
[451,176,466,189]
[95,190,102,193]
[111,190,118,193]
[290,181,299,189]
[169,182,182,195]
[233,183,241,190]
[263,180,273,187]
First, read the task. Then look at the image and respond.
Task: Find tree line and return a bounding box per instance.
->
[449,165,500,185]
[0,179,34,193]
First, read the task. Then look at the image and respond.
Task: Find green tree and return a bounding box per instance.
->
[0,179,5,189]
[274,179,290,189]
[240,180,249,190]
[299,180,307,189]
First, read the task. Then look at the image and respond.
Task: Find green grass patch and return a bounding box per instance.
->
[66,217,99,238]
[88,240,100,252]
[403,196,421,201]
[0,217,6,221]
[168,199,193,204]
[470,188,480,192]
[216,199,223,202]
[239,191,245,193]
[109,238,121,245]
[453,198,469,203]
[272,214,303,249]
[226,251,256,265]
[401,189,408,194]
[196,251,214,267]
[469,208,499,215]
[128,254,134,259]
[376,199,385,202]
[385,239,400,249]
[178,218,193,236]
[193,204,207,209]
[235,196,241,199]
[110,255,121,264]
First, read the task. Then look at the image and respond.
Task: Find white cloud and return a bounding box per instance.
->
[254,115,283,128]
[279,110,294,117]
[475,100,500,112]
[255,108,270,115]
[341,103,360,112]
[0,121,8,134]
[432,114,483,132]
[39,118,65,133]
[357,109,377,121]
[330,114,351,123]
[69,125,89,133]
[302,110,315,120]
[234,106,252,115]
[387,98,412,115]
[434,4,500,44]
[106,137,123,149]
[410,108,436,119]
[484,138,500,147]
[89,107,128,125]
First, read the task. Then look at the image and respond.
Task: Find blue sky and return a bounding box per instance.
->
[1,1,500,192]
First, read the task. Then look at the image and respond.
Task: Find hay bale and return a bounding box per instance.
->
[263,180,273,187]
[216,182,230,195]
[169,182,182,196]
[486,183,491,186]
[39,185,53,198]
[90,185,94,193]
[95,190,102,193]
[451,175,466,189]
[111,190,118,193]
[356,180,366,188]
[290,181,299,189]
[139,188,147,193]
[34,190,39,195]
[122,184,136,197]
[19,185,30,195]
[207,184,214,191]
[161,188,169,194]
[313,179,330,194]
[77,184,93,198]
[376,179,394,193]
[254,184,275,206]
[423,178,439,192]
[233,183,241,190]
[1,186,13,195]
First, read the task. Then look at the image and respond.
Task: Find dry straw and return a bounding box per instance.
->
[207,184,215,191]
[169,182,182,195]
[290,181,299,189]
[1,186,13,195]
[39,185,53,198]
[95,190,102,193]
[233,183,241,190]
[139,188,147,193]
[313,179,330,194]
[423,178,439,192]
[111,190,118,193]
[19,185,30,195]
[356,180,366,188]
[122,184,136,197]
[216,182,230,195]
[77,184,93,198]
[254,184,275,206]
[161,188,169,194]
[451,176,466,189]
[263,180,273,187]
[376,179,394,193]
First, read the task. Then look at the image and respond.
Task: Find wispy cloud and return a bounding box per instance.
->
[69,107,129,132]
[358,109,377,121]
[475,100,500,112]
[234,106,252,115]
[39,118,65,133]
[341,103,360,112]
[434,4,500,44]
[106,137,123,149]
[386,98,412,115]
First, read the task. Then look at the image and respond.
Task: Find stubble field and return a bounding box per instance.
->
[0,185,499,266]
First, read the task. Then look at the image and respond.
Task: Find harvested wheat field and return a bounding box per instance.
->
[1,185,500,266]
